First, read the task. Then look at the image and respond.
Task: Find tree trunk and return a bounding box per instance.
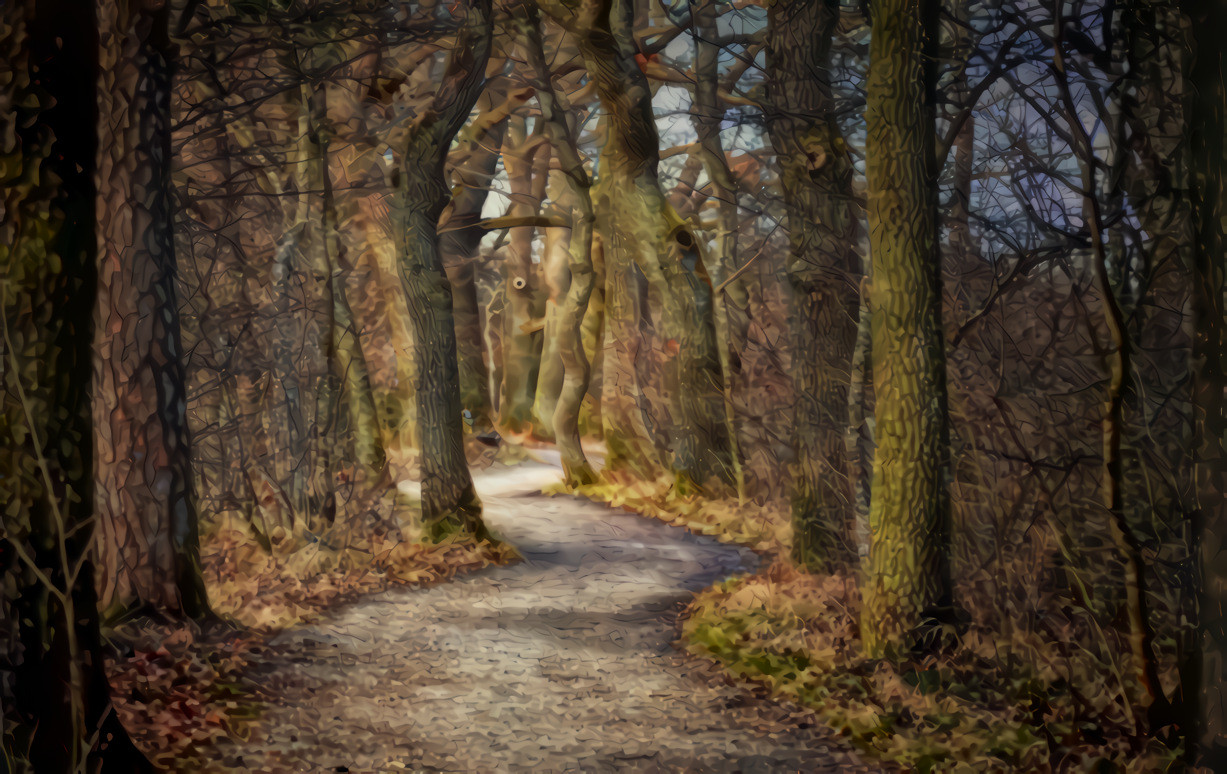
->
[440,73,527,436]
[1185,0,1227,763]
[542,0,735,492]
[92,0,209,617]
[531,178,574,442]
[394,0,495,541]
[765,0,863,572]
[1118,0,1200,733]
[514,0,599,485]
[1052,14,1165,721]
[692,0,747,500]
[1,1,153,768]
[859,0,953,657]
[498,116,550,436]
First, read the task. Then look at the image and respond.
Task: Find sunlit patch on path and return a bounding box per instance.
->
[201,463,868,772]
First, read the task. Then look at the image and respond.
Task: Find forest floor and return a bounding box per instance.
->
[179,460,870,773]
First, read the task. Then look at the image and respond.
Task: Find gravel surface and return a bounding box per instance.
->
[198,463,869,773]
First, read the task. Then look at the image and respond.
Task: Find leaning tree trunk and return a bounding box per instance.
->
[859,0,953,658]
[765,0,863,572]
[394,0,496,541]
[0,1,153,769]
[92,0,209,617]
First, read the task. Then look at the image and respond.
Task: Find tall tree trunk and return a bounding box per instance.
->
[514,0,599,485]
[92,0,209,617]
[439,74,525,436]
[0,1,152,768]
[859,0,953,657]
[765,0,863,572]
[540,0,734,492]
[1185,0,1227,763]
[394,0,495,541]
[692,0,747,500]
[498,116,550,436]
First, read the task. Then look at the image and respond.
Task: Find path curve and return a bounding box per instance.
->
[204,463,868,773]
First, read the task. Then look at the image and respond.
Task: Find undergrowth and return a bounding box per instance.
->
[563,471,791,555]
[682,564,1178,773]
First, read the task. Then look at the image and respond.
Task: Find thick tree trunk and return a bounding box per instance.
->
[0,2,152,768]
[859,0,953,657]
[1185,0,1227,763]
[92,0,209,617]
[542,0,734,491]
[765,0,863,571]
[394,0,495,541]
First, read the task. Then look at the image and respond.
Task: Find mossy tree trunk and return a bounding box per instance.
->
[859,0,953,657]
[394,0,495,541]
[539,0,734,493]
[0,1,153,768]
[766,0,863,572]
[92,0,209,617]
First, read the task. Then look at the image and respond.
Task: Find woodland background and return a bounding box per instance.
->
[1,0,1225,771]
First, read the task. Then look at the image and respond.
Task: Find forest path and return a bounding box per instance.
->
[203,461,867,773]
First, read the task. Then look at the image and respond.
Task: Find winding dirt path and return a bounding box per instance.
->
[201,463,868,773]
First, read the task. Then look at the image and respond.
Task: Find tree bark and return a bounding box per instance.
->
[859,0,953,657]
[439,73,526,436]
[539,0,734,492]
[394,0,495,541]
[1184,0,1227,763]
[765,0,863,572]
[1117,0,1200,733]
[498,116,550,436]
[92,0,209,617]
[1,1,153,768]
[514,0,599,485]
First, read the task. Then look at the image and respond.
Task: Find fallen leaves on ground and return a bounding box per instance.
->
[106,621,260,772]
